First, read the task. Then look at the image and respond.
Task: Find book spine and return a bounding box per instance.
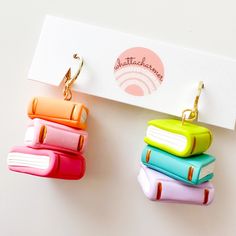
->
[141,146,200,185]
[54,152,86,180]
[192,132,212,155]
[40,122,86,152]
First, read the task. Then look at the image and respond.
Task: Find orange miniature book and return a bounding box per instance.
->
[28,97,88,130]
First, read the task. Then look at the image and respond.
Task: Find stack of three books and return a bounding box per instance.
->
[138,119,216,205]
[7,97,89,180]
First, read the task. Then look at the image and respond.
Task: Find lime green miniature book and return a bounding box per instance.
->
[144,119,212,157]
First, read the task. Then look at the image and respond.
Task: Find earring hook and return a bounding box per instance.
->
[63,54,84,101]
[181,81,204,126]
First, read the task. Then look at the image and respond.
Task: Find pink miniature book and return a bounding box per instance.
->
[7,146,86,180]
[24,118,88,153]
[138,164,214,205]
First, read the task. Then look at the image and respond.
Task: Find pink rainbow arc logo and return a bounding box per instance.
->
[114,47,164,96]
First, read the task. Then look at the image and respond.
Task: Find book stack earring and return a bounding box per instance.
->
[7,54,89,180]
[138,119,215,205]
[138,83,216,205]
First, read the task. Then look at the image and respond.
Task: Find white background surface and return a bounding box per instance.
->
[0,0,236,235]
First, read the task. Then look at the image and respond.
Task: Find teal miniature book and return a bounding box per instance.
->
[141,145,215,185]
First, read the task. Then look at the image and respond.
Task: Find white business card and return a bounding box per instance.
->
[28,15,236,129]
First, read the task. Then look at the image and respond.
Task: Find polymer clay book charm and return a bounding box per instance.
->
[138,164,214,205]
[138,81,216,205]
[8,54,89,180]
[8,146,86,179]
[24,118,88,153]
[28,54,88,130]
[144,119,212,157]
[141,145,215,185]
[144,82,212,158]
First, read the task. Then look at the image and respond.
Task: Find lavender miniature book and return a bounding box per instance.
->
[138,164,214,205]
